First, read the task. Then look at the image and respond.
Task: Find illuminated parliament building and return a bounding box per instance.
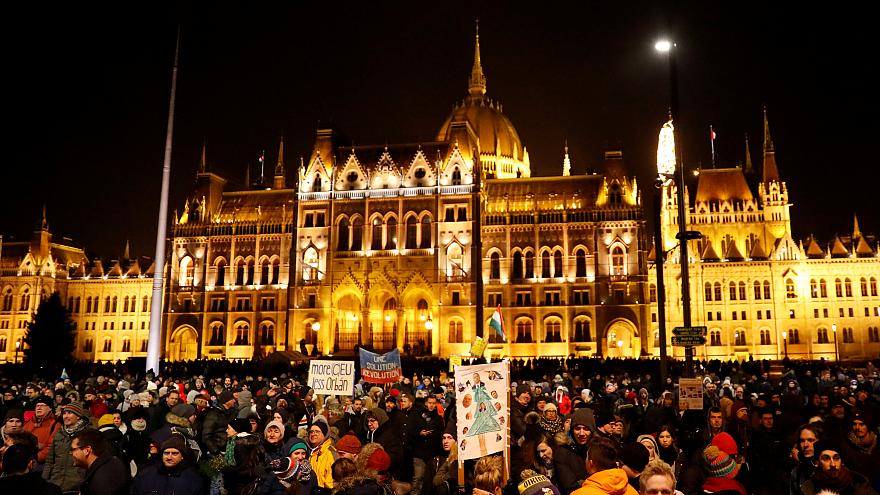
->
[0,33,877,363]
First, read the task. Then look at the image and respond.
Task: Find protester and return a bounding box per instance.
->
[800,440,877,495]
[572,436,637,495]
[130,434,205,495]
[0,443,63,494]
[71,429,130,495]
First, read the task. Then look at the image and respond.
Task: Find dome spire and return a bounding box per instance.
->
[468,19,486,98]
[762,106,780,183]
[562,140,571,176]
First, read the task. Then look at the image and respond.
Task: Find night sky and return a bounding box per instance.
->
[3,2,877,259]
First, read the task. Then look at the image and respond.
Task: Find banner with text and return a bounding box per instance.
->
[678,377,704,410]
[358,348,403,384]
[308,360,355,396]
[455,361,509,460]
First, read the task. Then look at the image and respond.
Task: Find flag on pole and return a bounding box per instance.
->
[710,125,716,167]
[710,126,716,141]
[489,306,506,341]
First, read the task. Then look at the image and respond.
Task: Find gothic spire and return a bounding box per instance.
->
[41,204,48,230]
[854,213,862,238]
[123,240,130,260]
[468,19,487,98]
[562,140,571,176]
[273,134,286,189]
[762,106,780,183]
[199,139,207,174]
[744,133,753,174]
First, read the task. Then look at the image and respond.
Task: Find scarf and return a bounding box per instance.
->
[812,466,855,493]
[63,418,88,436]
[703,476,747,495]
[847,430,877,453]
[539,415,564,434]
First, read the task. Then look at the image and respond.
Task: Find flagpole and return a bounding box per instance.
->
[710,125,715,168]
[146,28,180,374]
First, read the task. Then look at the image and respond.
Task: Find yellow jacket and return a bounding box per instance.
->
[309,438,338,489]
[572,468,638,495]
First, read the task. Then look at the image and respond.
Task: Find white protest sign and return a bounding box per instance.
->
[308,360,355,396]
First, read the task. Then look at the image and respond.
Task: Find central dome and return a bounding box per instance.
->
[435,25,529,178]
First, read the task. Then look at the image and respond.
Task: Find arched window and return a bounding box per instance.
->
[371,217,383,250]
[215,259,226,287]
[611,246,625,275]
[179,256,194,287]
[104,296,111,313]
[405,216,418,249]
[2,288,12,311]
[739,282,746,301]
[763,280,771,299]
[835,278,843,297]
[351,218,363,251]
[524,251,535,279]
[0,337,6,352]
[575,250,587,278]
[123,296,130,313]
[734,329,747,346]
[271,258,280,285]
[451,167,462,185]
[121,338,131,353]
[235,258,245,286]
[303,248,319,281]
[786,279,796,298]
[111,296,117,313]
[714,283,722,301]
[649,284,657,303]
[705,282,713,301]
[385,217,397,250]
[102,338,113,353]
[260,322,275,345]
[259,257,270,285]
[820,279,828,298]
[843,327,854,343]
[760,330,771,345]
[789,329,800,344]
[142,296,149,313]
[20,288,31,312]
[543,319,561,343]
[313,174,322,192]
[246,259,255,285]
[541,251,551,278]
[512,252,523,280]
[573,318,591,342]
[710,330,721,346]
[553,251,563,278]
[208,323,225,346]
[490,252,501,280]
[817,327,829,344]
[419,216,432,249]
[337,218,350,251]
[515,319,533,343]
[845,278,853,297]
[729,282,737,301]
[861,277,869,297]
[872,277,879,296]
[234,322,250,345]
[74,297,81,314]
[448,320,464,343]
[810,279,818,298]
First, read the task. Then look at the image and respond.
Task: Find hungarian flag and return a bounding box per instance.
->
[710,126,716,141]
[489,306,506,341]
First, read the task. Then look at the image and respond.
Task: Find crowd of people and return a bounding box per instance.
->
[0,356,878,495]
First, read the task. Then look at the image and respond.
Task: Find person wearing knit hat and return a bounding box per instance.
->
[365,446,391,473]
[227,417,252,436]
[61,402,89,421]
[97,413,115,428]
[518,472,561,495]
[710,431,739,457]
[2,409,24,441]
[308,414,336,490]
[701,445,746,495]
[636,434,659,461]
[618,443,649,491]
[171,403,196,421]
[336,433,362,459]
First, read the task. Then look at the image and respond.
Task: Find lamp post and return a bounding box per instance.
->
[781,330,788,359]
[832,323,839,361]
[14,338,20,363]
[656,38,698,376]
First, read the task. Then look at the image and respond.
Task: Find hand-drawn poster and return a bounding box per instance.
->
[678,377,704,410]
[455,361,509,460]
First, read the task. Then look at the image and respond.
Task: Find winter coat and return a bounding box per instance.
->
[362,410,404,481]
[197,405,234,456]
[800,469,878,495]
[309,437,338,490]
[0,471,63,495]
[413,408,444,461]
[554,446,588,495]
[571,468,638,495]
[332,474,394,495]
[43,423,93,492]
[79,453,130,495]
[23,413,58,465]
[130,460,206,495]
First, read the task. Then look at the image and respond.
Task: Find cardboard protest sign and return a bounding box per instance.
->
[678,377,704,410]
[455,361,508,460]
[359,348,402,384]
[308,360,355,396]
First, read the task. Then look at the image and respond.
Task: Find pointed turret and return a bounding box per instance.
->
[273,135,286,189]
[701,241,720,261]
[744,133,753,175]
[724,240,745,261]
[830,235,849,258]
[198,139,207,174]
[805,237,825,258]
[562,141,571,176]
[468,20,487,98]
[41,204,48,230]
[853,214,862,239]
[123,240,130,260]
[749,240,768,260]
[762,106,780,183]
[855,235,874,257]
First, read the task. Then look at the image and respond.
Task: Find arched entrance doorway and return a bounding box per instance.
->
[169,326,198,361]
[604,319,640,358]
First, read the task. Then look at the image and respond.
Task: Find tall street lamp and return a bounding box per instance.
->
[14,338,21,363]
[656,38,699,376]
[781,330,788,359]
[832,324,839,361]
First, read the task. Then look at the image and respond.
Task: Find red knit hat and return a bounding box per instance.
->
[389,388,400,397]
[366,447,391,472]
[711,432,738,456]
[335,434,362,455]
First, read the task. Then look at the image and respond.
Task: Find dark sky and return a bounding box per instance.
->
[3,2,877,258]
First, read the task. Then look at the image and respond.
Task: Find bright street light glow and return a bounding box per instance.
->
[311,322,320,331]
[655,40,672,52]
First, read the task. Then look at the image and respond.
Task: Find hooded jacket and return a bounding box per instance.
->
[362,408,404,481]
[571,468,638,495]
